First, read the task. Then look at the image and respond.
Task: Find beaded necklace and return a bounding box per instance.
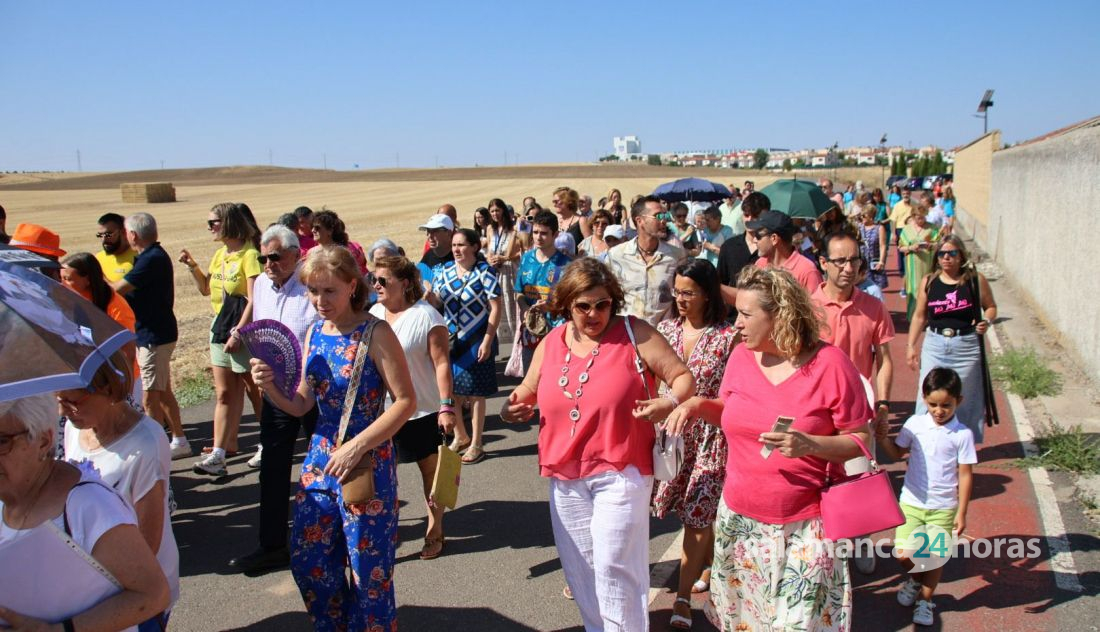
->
[558,328,601,437]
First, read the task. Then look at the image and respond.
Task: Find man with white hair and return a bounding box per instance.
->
[228,224,319,574]
[113,213,187,458]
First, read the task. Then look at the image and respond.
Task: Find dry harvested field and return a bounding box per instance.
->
[0,163,882,383]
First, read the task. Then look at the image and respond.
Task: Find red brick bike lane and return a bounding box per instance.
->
[648,272,1062,632]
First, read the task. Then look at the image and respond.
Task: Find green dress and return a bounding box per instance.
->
[899,222,940,320]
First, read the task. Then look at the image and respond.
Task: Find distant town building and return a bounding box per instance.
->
[613,135,644,160]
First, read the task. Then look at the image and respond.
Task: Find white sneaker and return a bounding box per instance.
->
[247,445,263,469]
[913,599,935,626]
[170,438,193,460]
[192,453,227,477]
[897,577,921,607]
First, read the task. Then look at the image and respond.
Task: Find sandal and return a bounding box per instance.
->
[420,535,445,560]
[460,445,485,464]
[669,596,693,630]
[449,437,472,454]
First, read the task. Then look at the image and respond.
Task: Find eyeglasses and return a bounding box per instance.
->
[372,276,388,288]
[672,289,699,299]
[0,431,29,456]
[825,256,861,268]
[95,230,117,239]
[207,219,222,229]
[572,298,613,315]
[936,249,960,259]
[56,390,93,411]
[258,252,284,264]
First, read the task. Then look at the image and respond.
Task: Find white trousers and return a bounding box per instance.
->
[549,465,653,632]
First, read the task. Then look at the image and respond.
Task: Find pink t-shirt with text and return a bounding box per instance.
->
[719,343,872,524]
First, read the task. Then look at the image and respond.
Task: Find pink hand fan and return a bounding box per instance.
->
[238,319,302,400]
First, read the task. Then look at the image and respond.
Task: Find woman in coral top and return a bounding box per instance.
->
[502,257,694,631]
[665,266,873,632]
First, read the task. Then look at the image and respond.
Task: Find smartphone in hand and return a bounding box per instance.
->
[760,416,795,459]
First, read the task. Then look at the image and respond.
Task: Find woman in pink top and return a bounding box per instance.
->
[666,266,873,632]
[502,257,694,632]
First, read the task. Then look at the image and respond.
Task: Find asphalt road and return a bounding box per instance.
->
[167,346,684,631]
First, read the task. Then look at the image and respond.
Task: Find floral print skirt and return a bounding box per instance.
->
[705,502,851,632]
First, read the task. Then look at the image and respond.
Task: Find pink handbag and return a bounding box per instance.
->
[819,434,905,541]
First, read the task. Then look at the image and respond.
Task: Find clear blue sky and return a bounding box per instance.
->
[2,0,1097,172]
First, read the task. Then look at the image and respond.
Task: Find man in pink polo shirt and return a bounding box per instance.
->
[749,210,823,292]
[811,230,896,575]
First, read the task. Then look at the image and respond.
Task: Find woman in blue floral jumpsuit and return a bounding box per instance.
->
[250,246,416,631]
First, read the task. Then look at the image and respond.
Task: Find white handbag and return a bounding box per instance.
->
[652,427,685,481]
[623,315,684,482]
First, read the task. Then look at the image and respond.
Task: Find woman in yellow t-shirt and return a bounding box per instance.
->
[179,202,261,477]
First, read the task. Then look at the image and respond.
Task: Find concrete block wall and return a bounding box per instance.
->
[987,124,1100,381]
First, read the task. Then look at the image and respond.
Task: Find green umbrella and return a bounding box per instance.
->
[758,179,836,219]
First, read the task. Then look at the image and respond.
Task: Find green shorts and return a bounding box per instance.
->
[895,502,956,552]
[209,318,251,374]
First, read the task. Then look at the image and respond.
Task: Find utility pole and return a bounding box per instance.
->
[160,160,165,170]
[76,149,82,172]
[268,148,273,165]
[434,155,439,168]
[396,152,400,168]
[323,153,327,170]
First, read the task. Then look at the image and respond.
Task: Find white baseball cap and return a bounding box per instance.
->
[604,225,625,240]
[418,214,455,232]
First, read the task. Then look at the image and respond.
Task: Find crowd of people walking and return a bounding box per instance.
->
[0,176,996,631]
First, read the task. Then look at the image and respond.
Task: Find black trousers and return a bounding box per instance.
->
[258,395,318,550]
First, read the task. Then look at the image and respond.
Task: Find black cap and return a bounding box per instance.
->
[745,210,795,239]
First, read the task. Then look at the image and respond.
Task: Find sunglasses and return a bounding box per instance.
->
[56,390,93,411]
[258,253,284,264]
[207,219,222,229]
[95,230,118,239]
[672,289,699,299]
[373,276,389,288]
[936,249,960,259]
[750,229,771,240]
[572,298,613,315]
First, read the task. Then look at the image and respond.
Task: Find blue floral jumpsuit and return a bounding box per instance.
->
[291,318,399,631]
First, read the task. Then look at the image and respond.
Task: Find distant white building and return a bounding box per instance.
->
[613,135,643,160]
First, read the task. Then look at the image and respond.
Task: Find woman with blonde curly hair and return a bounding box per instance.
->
[665,266,873,631]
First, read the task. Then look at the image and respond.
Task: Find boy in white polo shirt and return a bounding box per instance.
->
[876,367,977,627]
